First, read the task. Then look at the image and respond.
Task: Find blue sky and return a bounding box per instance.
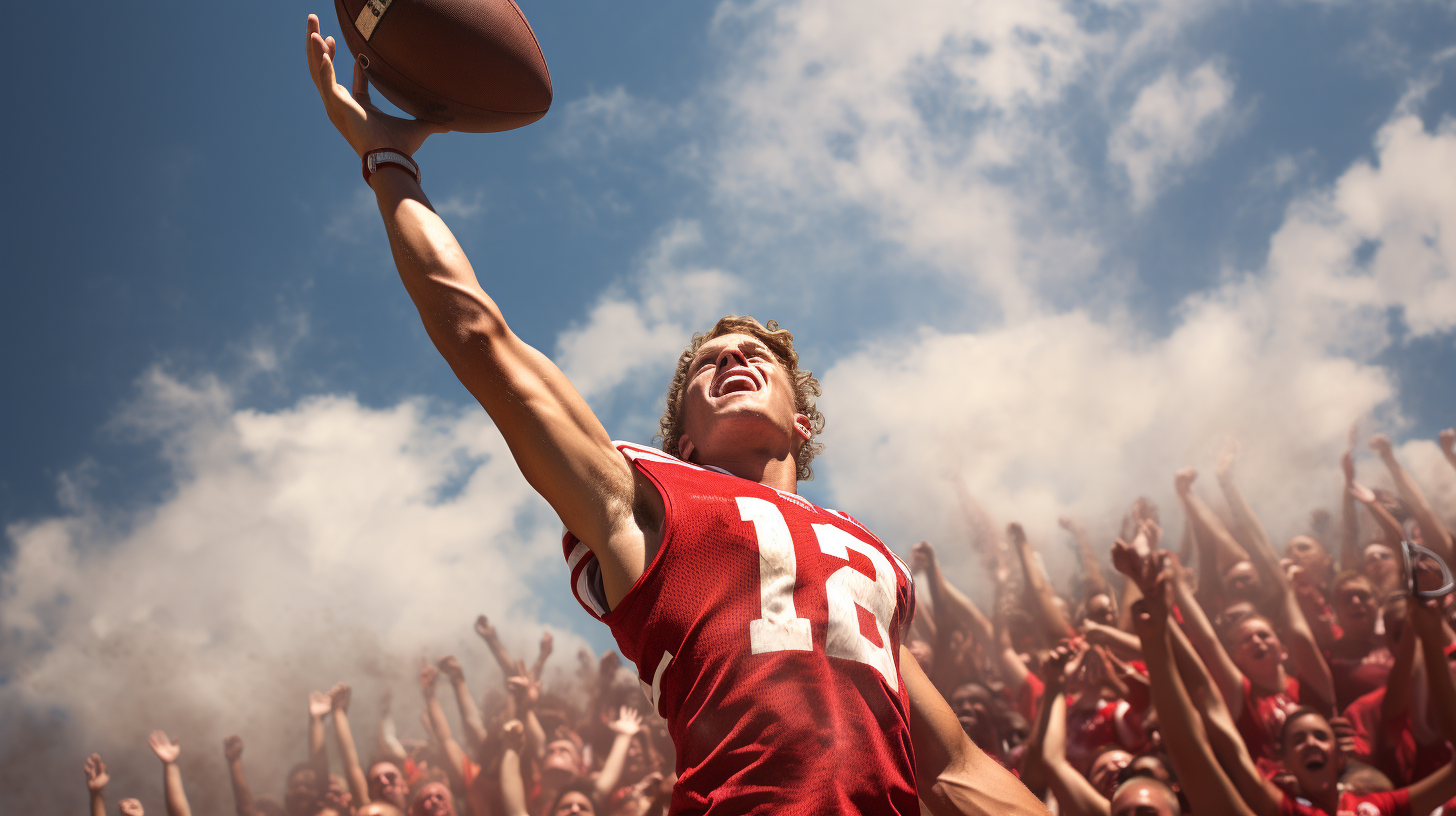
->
[4,0,1456,811]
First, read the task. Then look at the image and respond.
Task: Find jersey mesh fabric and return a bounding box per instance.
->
[562,443,918,815]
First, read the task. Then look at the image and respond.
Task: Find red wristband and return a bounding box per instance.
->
[362,148,420,185]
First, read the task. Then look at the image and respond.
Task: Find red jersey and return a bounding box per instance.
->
[1238,675,1303,778]
[1278,788,1409,816]
[563,443,919,815]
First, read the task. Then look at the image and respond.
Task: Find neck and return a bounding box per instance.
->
[698,449,800,493]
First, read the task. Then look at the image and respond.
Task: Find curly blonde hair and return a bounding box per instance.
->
[658,315,825,481]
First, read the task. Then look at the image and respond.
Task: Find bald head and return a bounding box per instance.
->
[1110,777,1180,816]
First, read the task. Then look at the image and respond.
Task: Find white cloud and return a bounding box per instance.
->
[1,371,594,813]
[555,220,740,402]
[1109,61,1239,209]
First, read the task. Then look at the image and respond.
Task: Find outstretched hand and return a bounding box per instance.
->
[305,14,444,159]
[148,731,181,764]
[609,706,644,737]
[309,690,332,718]
[84,753,109,791]
[506,659,540,708]
[910,540,935,573]
[119,798,145,816]
[474,614,498,642]
[1369,433,1394,458]
[437,655,465,682]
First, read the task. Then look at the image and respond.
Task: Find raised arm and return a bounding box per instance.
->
[1215,446,1285,603]
[375,689,408,765]
[912,541,1009,692]
[1060,517,1111,601]
[147,731,192,816]
[1175,468,1251,593]
[308,690,330,771]
[1129,562,1257,816]
[498,720,530,816]
[507,660,548,760]
[325,683,370,807]
[84,753,109,816]
[437,656,488,758]
[1440,429,1456,475]
[222,736,256,816]
[419,660,468,787]
[1378,612,1418,734]
[1371,433,1455,564]
[305,15,652,603]
[1009,523,1075,641]
[474,614,519,678]
[1340,426,1362,573]
[1405,599,1456,815]
[900,644,1051,816]
[596,707,644,801]
[530,630,554,682]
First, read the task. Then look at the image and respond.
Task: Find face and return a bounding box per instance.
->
[949,684,995,742]
[1224,561,1262,601]
[1285,536,1328,571]
[552,792,595,816]
[1364,544,1397,583]
[359,805,405,816]
[1126,753,1172,784]
[410,783,454,816]
[1334,577,1377,634]
[368,762,407,809]
[1230,618,1285,679]
[1086,594,1117,627]
[1283,712,1341,792]
[543,739,583,782]
[1089,750,1134,799]
[1110,780,1179,816]
[677,333,809,466]
[284,767,318,816]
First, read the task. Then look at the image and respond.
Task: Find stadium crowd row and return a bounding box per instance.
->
[80,429,1456,816]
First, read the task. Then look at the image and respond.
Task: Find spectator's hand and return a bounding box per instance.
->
[1043,641,1077,690]
[329,682,352,713]
[1329,716,1357,757]
[506,660,540,708]
[1174,467,1197,496]
[1216,439,1238,479]
[1369,433,1394,458]
[419,659,439,691]
[609,706,643,737]
[474,614,497,642]
[437,655,464,683]
[1006,522,1027,547]
[119,798,145,816]
[309,690,332,718]
[223,735,243,762]
[1411,598,1446,642]
[148,731,181,764]
[1349,481,1377,504]
[1342,424,1358,484]
[599,650,621,679]
[538,631,554,660]
[84,753,109,791]
[501,719,525,752]
[910,540,935,573]
[1058,516,1081,533]
[1440,429,1455,458]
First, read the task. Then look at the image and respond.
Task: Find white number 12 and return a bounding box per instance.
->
[737,497,899,689]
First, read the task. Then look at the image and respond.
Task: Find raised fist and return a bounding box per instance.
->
[329,682,352,713]
[1174,467,1197,495]
[501,719,525,751]
[419,659,439,690]
[474,614,496,641]
[437,655,464,682]
[119,798,145,816]
[910,541,935,573]
[84,753,109,791]
[223,735,243,762]
[538,630,554,658]
[148,731,180,764]
[1369,433,1394,457]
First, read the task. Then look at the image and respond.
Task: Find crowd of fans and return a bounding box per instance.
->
[81,429,1456,816]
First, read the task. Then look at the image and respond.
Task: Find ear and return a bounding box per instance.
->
[677,434,696,462]
[793,413,813,442]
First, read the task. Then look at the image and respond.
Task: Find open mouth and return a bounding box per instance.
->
[713,367,762,397]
